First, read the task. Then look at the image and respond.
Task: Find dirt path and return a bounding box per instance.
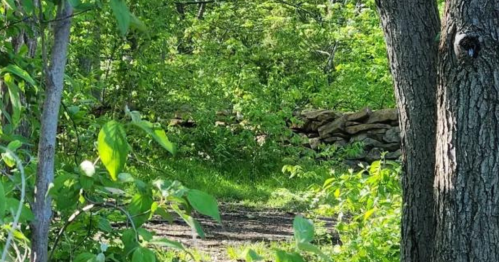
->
[145,204,308,261]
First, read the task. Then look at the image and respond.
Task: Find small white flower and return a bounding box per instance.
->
[80,160,95,177]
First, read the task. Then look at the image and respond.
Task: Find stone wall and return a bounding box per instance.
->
[291,108,401,163]
[169,107,402,164]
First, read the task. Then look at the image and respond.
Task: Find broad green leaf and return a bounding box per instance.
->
[2,151,16,167]
[149,238,186,251]
[12,229,28,240]
[0,181,5,220]
[275,250,305,262]
[6,198,34,222]
[132,247,156,262]
[131,119,175,154]
[98,121,128,180]
[171,204,206,239]
[193,219,205,239]
[22,0,34,14]
[110,0,131,35]
[1,65,35,86]
[130,14,147,31]
[297,242,331,261]
[293,215,314,244]
[128,193,153,227]
[74,252,96,262]
[155,207,173,223]
[186,189,221,222]
[98,217,113,233]
[122,229,139,256]
[118,173,135,183]
[4,74,22,127]
[7,140,22,151]
[138,228,154,241]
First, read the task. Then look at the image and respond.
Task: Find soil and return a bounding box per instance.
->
[145,204,334,262]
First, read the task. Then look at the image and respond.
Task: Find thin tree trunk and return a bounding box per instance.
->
[433,1,499,261]
[374,0,440,261]
[30,2,73,262]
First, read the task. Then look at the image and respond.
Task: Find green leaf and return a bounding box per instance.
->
[7,140,22,151]
[110,0,131,35]
[6,198,34,222]
[130,13,147,31]
[138,228,154,241]
[155,207,173,223]
[297,242,331,261]
[293,215,314,244]
[363,208,376,221]
[1,64,36,86]
[243,248,264,261]
[149,238,186,251]
[275,250,305,262]
[21,0,34,14]
[2,151,16,168]
[128,193,153,227]
[0,181,5,220]
[122,229,139,256]
[186,189,221,222]
[74,252,96,262]
[4,74,22,127]
[98,121,128,180]
[98,217,113,233]
[130,114,175,154]
[132,247,156,262]
[118,173,135,183]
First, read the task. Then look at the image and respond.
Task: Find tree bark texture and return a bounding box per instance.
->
[30,2,73,262]
[374,1,440,261]
[434,1,499,261]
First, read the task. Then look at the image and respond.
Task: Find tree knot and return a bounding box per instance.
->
[454,33,481,59]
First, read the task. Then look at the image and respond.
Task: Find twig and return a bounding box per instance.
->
[0,147,27,262]
[61,101,81,166]
[48,204,95,262]
[0,9,92,32]
[84,197,139,242]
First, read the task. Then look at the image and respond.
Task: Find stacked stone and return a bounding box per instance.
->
[291,108,401,163]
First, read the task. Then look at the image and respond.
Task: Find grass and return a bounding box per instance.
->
[131,157,332,210]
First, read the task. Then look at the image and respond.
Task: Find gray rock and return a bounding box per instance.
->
[386,149,402,160]
[367,109,398,123]
[344,123,392,135]
[346,107,372,122]
[333,139,348,147]
[323,136,346,143]
[383,127,401,143]
[301,109,340,121]
[318,116,347,137]
[378,143,400,151]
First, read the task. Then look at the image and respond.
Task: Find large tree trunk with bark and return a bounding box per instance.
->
[433,1,499,261]
[374,1,440,261]
[30,2,73,262]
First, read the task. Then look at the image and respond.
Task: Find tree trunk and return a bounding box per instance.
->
[30,2,73,262]
[374,1,440,261]
[433,1,499,261]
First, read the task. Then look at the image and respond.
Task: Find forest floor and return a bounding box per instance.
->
[145,203,336,262]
